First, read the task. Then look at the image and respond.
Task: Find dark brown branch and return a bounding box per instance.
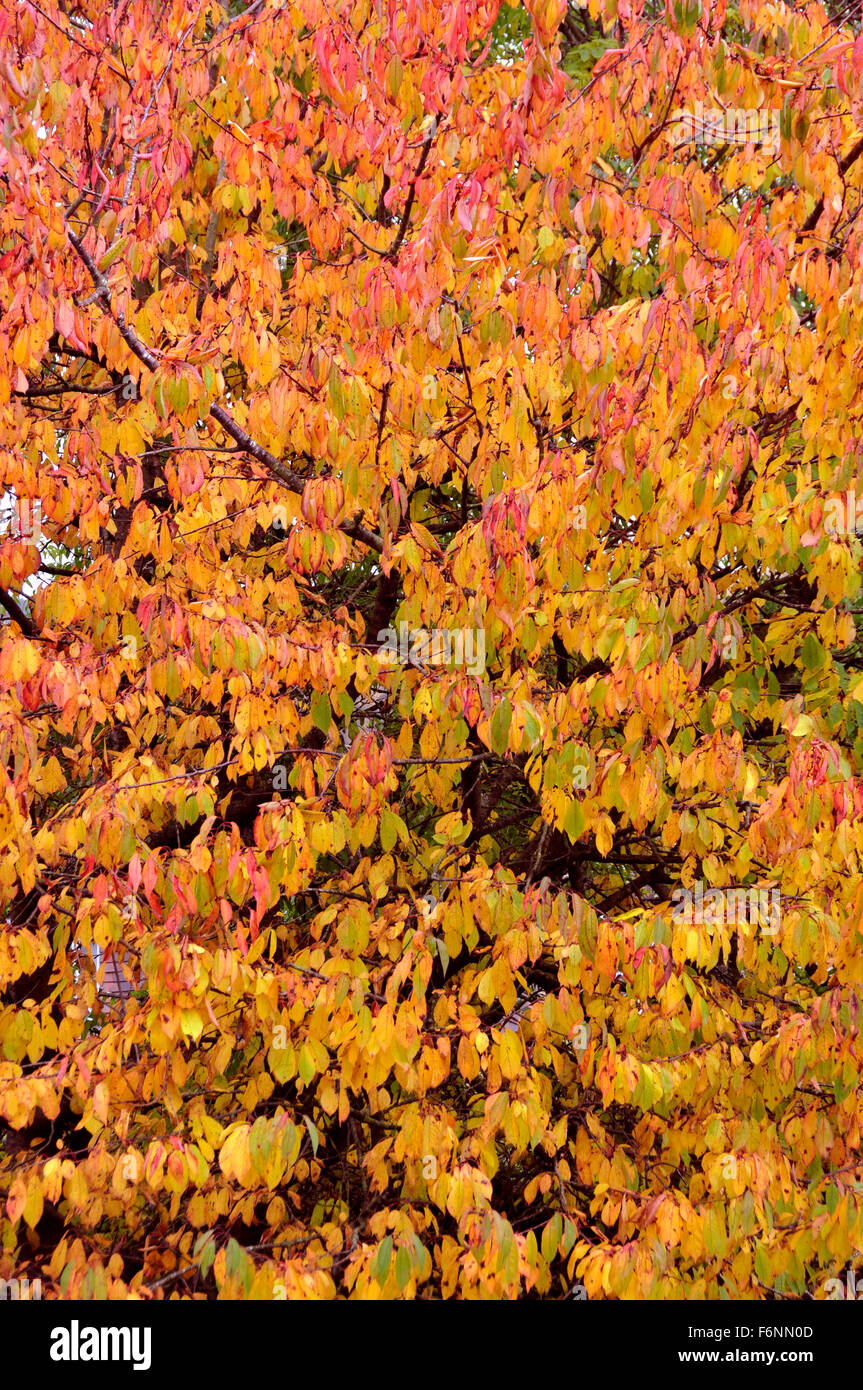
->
[628,61,684,169]
[375,379,391,472]
[0,587,37,636]
[66,231,384,555]
[390,126,435,257]
[801,134,863,234]
[366,567,400,647]
[195,157,226,318]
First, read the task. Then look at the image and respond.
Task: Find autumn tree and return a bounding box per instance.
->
[1,0,863,1299]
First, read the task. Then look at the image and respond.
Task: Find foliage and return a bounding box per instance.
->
[1,0,863,1300]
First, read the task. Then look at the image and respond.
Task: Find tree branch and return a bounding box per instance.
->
[0,587,37,636]
[67,230,384,555]
[801,134,863,234]
[390,125,435,257]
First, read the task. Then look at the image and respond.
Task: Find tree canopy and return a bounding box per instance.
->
[1,0,863,1300]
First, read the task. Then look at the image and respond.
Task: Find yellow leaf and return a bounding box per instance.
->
[5,1176,26,1223]
[498,1030,522,1079]
[93,1082,110,1125]
[181,1009,204,1041]
[23,1178,43,1228]
[219,1125,252,1184]
[595,814,614,858]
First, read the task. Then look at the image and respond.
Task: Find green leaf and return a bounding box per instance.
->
[561,1217,578,1257]
[541,1213,563,1264]
[303,1114,320,1157]
[639,470,654,511]
[563,799,586,842]
[395,1245,411,1290]
[225,1237,248,1280]
[380,806,398,853]
[801,632,824,670]
[311,691,331,734]
[298,1044,315,1085]
[194,1232,217,1280]
[521,704,542,748]
[386,54,402,98]
[328,364,346,419]
[165,657,182,701]
[375,1235,393,1283]
[97,236,128,271]
[490,698,512,755]
[754,1241,771,1283]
